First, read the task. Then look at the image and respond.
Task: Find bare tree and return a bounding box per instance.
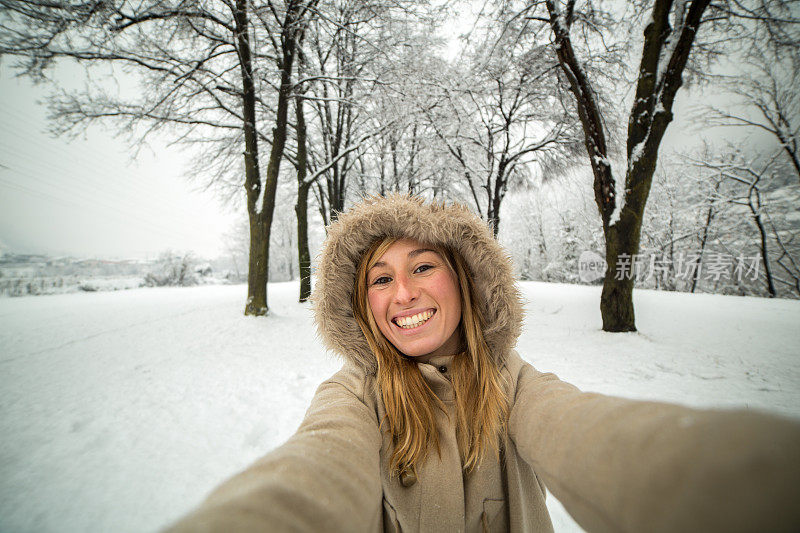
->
[304,0,389,221]
[287,0,446,301]
[0,0,317,315]
[293,74,390,300]
[690,177,723,293]
[701,36,800,184]
[545,0,712,330]
[244,0,317,314]
[691,150,800,297]
[421,26,582,236]
[299,0,443,218]
[349,52,448,197]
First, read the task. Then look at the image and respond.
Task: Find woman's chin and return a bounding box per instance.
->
[390,338,440,359]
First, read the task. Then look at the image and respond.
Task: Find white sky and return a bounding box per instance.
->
[0,63,237,260]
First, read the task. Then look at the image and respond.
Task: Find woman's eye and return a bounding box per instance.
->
[414,264,433,274]
[372,276,391,285]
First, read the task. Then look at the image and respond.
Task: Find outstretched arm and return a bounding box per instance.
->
[164,379,383,532]
[509,364,800,533]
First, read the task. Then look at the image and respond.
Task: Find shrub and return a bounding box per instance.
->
[143,251,199,287]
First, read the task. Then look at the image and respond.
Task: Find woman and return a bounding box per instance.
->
[167,195,800,532]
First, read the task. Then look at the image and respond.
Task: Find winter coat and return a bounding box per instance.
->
[165,195,800,533]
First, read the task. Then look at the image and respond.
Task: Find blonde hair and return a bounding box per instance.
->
[352,237,508,477]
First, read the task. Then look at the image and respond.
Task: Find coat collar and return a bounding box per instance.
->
[417,353,458,401]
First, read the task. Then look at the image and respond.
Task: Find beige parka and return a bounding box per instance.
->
[166,195,800,533]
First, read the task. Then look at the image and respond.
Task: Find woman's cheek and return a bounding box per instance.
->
[368,291,389,329]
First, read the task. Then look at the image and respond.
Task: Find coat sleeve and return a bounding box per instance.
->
[508,363,800,533]
[163,378,383,532]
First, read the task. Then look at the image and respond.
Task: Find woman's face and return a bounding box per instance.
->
[367,238,462,360]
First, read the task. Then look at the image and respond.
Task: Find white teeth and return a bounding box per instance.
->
[396,310,434,329]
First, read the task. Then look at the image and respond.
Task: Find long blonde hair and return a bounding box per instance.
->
[352,237,508,477]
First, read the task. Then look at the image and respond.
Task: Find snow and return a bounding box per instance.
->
[608,167,625,227]
[629,140,645,170]
[654,0,689,86]
[1,281,799,532]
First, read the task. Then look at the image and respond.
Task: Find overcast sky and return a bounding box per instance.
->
[0,63,237,259]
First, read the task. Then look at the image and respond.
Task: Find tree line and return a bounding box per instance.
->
[1,0,797,330]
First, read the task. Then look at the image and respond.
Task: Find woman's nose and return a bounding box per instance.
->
[393,275,418,304]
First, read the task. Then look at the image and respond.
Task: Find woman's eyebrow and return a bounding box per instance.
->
[408,248,437,259]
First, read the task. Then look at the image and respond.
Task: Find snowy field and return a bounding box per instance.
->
[1,281,798,532]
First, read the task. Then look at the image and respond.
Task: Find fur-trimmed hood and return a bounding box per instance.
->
[311,194,523,373]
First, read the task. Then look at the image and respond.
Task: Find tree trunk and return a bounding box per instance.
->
[600,129,665,328]
[774,129,800,185]
[329,178,345,222]
[316,181,330,227]
[295,90,312,302]
[751,195,777,297]
[488,160,509,238]
[246,214,269,315]
[407,123,418,194]
[296,182,312,301]
[601,206,640,332]
[691,181,719,293]
[783,143,800,185]
[488,195,501,238]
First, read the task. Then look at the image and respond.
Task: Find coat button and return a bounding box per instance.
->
[400,468,417,487]
[438,365,447,373]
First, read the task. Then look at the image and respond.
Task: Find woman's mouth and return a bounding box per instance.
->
[392,309,435,330]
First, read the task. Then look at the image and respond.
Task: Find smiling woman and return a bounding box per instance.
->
[165,195,800,533]
[351,236,507,485]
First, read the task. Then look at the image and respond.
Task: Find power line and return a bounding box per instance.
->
[0,143,203,229]
[0,103,225,221]
[0,109,231,236]
[0,173,203,243]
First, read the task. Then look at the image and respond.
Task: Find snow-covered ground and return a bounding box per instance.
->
[1,281,798,532]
